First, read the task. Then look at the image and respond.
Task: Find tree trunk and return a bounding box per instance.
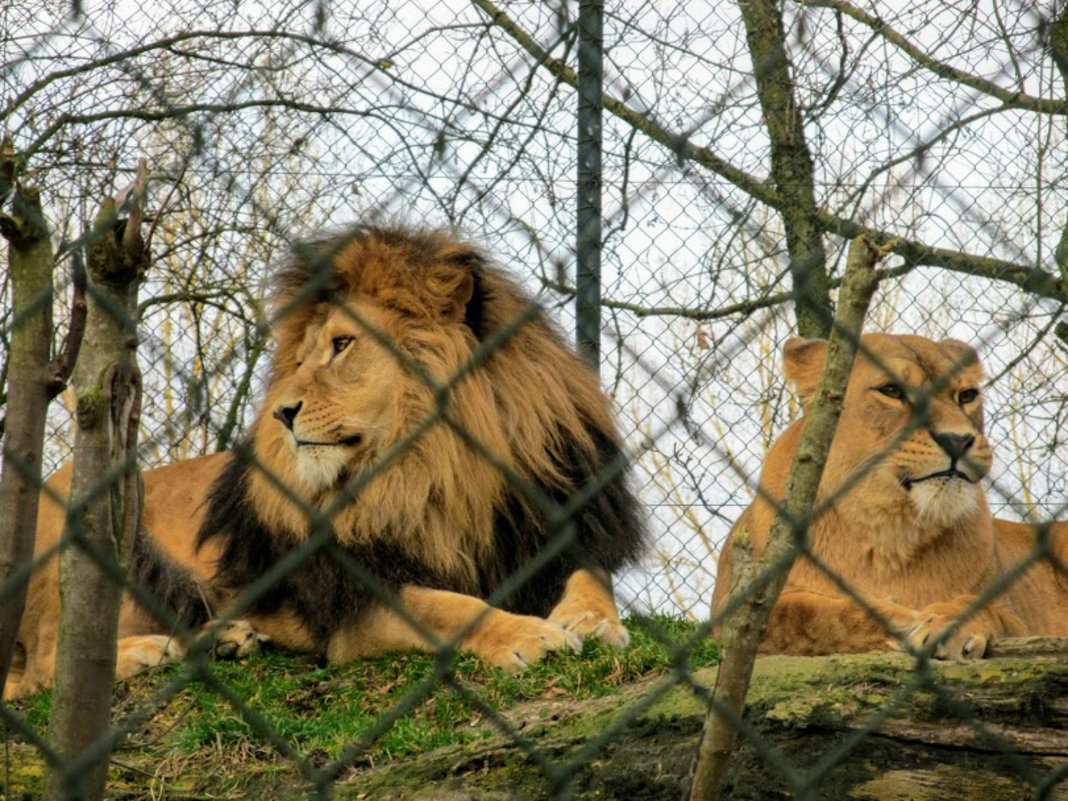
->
[737,0,832,338]
[0,137,55,698]
[44,191,147,801]
[688,234,886,799]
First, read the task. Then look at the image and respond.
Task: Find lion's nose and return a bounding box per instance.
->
[931,431,975,461]
[273,401,303,431]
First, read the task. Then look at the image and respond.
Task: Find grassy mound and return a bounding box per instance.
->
[4,616,717,798]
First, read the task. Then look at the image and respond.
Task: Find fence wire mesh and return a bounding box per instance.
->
[1,0,1067,799]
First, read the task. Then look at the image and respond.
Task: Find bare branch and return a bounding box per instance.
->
[473,0,1068,306]
[797,0,1068,115]
[48,246,87,400]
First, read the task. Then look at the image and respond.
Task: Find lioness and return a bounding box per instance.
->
[711,333,1068,658]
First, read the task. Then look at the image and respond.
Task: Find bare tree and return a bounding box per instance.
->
[43,173,149,801]
[0,136,57,696]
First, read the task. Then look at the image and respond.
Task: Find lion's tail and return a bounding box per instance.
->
[128,529,215,633]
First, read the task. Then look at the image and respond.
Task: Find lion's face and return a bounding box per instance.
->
[786,333,991,528]
[256,300,408,495]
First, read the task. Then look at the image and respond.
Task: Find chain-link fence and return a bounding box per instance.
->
[2,0,1067,799]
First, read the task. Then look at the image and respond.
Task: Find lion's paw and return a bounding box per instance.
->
[473,613,582,673]
[209,620,270,660]
[547,608,630,648]
[898,599,994,660]
[115,634,187,680]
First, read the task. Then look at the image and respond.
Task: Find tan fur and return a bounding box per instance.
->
[6,229,630,699]
[711,333,1068,659]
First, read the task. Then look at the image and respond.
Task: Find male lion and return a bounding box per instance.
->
[711,333,1068,659]
[7,226,646,699]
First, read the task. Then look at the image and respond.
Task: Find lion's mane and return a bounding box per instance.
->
[195,227,645,649]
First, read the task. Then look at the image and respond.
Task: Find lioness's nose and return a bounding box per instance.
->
[932,431,975,461]
[273,401,303,430]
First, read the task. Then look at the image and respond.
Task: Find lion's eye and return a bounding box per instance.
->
[331,336,354,356]
[958,388,979,405]
[877,383,904,400]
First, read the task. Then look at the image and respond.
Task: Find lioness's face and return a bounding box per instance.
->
[789,334,992,527]
[260,300,407,493]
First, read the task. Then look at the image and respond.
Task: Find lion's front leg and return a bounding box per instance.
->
[326,586,580,673]
[547,569,629,647]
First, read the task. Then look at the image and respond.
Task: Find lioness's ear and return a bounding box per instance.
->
[425,264,476,323]
[783,337,827,406]
[938,338,981,372]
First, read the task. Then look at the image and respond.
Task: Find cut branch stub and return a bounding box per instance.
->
[0,140,48,246]
[87,188,149,292]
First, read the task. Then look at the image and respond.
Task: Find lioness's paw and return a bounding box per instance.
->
[899,600,993,660]
[902,615,989,660]
[209,620,270,660]
[115,634,187,680]
[547,608,630,648]
[473,613,581,673]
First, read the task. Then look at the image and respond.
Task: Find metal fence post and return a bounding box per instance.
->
[576,0,603,367]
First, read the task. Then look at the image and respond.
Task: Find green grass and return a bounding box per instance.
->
[10,616,717,793]
[161,615,714,761]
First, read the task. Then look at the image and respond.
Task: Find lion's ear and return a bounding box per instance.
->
[783,337,827,406]
[425,265,475,323]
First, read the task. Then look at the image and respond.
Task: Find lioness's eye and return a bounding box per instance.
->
[331,336,354,356]
[876,383,904,400]
[958,388,979,405]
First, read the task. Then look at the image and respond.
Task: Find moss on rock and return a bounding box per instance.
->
[339,653,1068,800]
